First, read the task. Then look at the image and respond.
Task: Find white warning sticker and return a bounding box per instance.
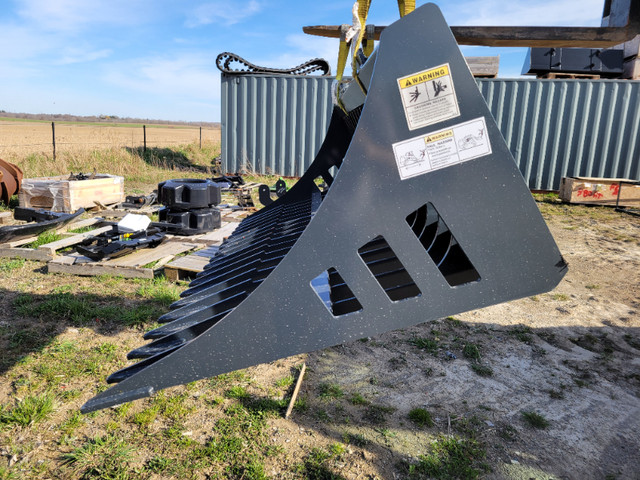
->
[397,63,460,130]
[392,117,492,180]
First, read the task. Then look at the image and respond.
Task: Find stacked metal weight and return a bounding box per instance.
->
[157,179,222,235]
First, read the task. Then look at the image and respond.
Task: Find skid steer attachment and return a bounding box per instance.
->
[82,3,567,413]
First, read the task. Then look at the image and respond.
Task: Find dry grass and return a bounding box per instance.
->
[0,120,220,160]
[0,120,222,191]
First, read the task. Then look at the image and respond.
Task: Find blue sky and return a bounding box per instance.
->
[0,0,604,122]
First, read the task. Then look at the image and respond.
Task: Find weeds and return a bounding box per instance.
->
[471,364,493,377]
[349,393,369,406]
[463,343,481,361]
[0,258,25,273]
[0,393,56,427]
[406,434,486,479]
[63,434,136,479]
[521,411,550,429]
[25,231,63,248]
[319,383,344,400]
[408,408,434,428]
[410,337,439,354]
[296,446,347,480]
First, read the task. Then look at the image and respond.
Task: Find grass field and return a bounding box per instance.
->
[0,125,639,479]
[0,119,223,191]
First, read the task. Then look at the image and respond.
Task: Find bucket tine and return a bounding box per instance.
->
[82,3,566,413]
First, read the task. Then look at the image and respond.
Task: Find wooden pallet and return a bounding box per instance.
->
[48,239,200,279]
[539,72,601,79]
[0,217,107,261]
[164,221,239,281]
[164,245,220,281]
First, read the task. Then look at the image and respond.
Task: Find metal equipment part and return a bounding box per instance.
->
[216,52,331,76]
[303,0,640,48]
[77,226,166,261]
[120,193,158,209]
[522,47,624,76]
[0,208,84,244]
[0,159,23,206]
[83,4,567,413]
[158,179,221,210]
[258,179,288,207]
[157,207,221,236]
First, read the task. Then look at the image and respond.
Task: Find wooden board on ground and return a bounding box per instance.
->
[559,176,640,207]
[164,245,219,282]
[164,221,238,281]
[48,241,200,279]
[187,222,239,245]
[0,216,106,260]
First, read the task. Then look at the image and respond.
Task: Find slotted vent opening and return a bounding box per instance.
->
[405,203,480,286]
[357,235,421,302]
[311,267,363,317]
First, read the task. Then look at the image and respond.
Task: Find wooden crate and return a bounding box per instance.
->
[19,174,124,212]
[465,56,499,78]
[559,177,640,207]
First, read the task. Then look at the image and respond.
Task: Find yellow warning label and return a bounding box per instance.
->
[399,65,450,89]
[424,130,453,143]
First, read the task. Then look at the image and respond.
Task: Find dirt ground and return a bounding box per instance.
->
[0,199,638,479]
[290,201,640,479]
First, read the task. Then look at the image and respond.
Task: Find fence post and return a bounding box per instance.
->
[200,126,202,149]
[143,125,146,153]
[52,122,56,160]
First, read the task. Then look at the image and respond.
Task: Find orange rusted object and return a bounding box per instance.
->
[0,159,23,206]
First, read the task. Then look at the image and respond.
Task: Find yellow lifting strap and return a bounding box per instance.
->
[350,0,372,95]
[397,0,415,17]
[362,24,375,57]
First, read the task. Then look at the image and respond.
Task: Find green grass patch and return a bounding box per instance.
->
[349,393,369,406]
[191,403,275,478]
[408,408,434,428]
[318,383,344,400]
[225,385,250,400]
[521,411,550,429]
[470,364,493,377]
[0,393,56,427]
[509,325,533,343]
[463,343,481,361]
[296,446,348,480]
[14,291,162,327]
[275,374,295,389]
[410,337,439,354]
[25,230,63,248]
[63,434,136,479]
[407,435,486,479]
[0,258,25,273]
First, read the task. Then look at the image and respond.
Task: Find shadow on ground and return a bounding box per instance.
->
[126,146,213,174]
[0,284,171,376]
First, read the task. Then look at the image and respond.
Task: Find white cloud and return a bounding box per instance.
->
[250,34,339,75]
[56,48,112,65]
[185,0,263,27]
[15,0,153,33]
[444,0,603,26]
[103,53,220,102]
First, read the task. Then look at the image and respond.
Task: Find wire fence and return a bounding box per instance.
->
[1,122,221,158]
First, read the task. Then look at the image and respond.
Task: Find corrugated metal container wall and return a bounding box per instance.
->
[222,75,640,190]
[477,79,640,190]
[221,74,333,177]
